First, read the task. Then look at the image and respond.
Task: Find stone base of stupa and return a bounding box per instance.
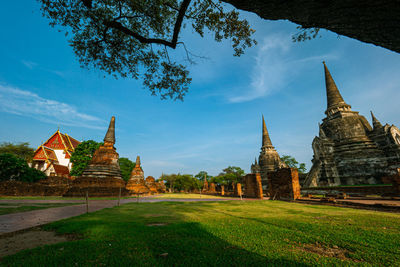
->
[156,182,167,193]
[125,182,151,195]
[64,164,127,197]
[145,177,158,194]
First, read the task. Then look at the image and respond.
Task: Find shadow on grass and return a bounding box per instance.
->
[0,202,313,267]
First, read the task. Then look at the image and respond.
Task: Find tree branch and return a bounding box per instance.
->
[101,0,191,49]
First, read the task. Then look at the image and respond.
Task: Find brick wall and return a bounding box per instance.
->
[243,173,263,199]
[268,168,300,200]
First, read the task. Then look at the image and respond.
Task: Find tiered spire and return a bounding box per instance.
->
[104,116,116,144]
[370,111,383,129]
[135,155,141,167]
[262,115,274,148]
[323,62,351,115]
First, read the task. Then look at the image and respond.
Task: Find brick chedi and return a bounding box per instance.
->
[304,62,400,187]
[64,116,125,197]
[145,176,158,194]
[156,180,167,193]
[126,156,150,194]
[209,182,216,193]
[258,115,286,189]
[202,177,209,193]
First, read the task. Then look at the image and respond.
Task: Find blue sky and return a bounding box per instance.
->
[0,2,399,178]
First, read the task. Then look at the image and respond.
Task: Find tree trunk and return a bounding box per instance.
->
[223,0,400,53]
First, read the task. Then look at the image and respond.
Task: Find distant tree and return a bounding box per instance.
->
[0,142,34,162]
[70,140,102,176]
[162,173,200,192]
[118,157,135,182]
[194,171,213,181]
[0,153,46,182]
[161,173,178,192]
[215,166,245,187]
[280,155,307,174]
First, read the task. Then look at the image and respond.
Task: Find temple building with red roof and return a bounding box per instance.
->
[31,130,80,177]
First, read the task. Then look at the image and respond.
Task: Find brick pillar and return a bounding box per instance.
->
[235,183,242,197]
[221,185,225,196]
[243,174,263,199]
[268,168,300,200]
[255,173,263,199]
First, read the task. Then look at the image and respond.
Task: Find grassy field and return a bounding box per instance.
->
[152,193,234,199]
[1,200,399,266]
[0,203,82,215]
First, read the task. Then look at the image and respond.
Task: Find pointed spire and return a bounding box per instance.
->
[104,116,115,144]
[254,157,258,165]
[262,115,273,148]
[323,62,351,115]
[135,155,141,167]
[371,111,383,129]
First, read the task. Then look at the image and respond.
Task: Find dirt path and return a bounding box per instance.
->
[0,197,233,235]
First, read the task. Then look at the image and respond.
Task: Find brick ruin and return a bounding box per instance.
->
[202,178,209,193]
[145,176,158,194]
[209,182,216,193]
[126,156,150,195]
[268,168,300,200]
[243,173,263,199]
[304,63,400,187]
[252,116,286,190]
[234,182,242,197]
[64,116,126,197]
[156,180,167,193]
[0,176,71,196]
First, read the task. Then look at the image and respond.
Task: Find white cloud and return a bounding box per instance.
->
[21,60,65,78]
[0,84,104,129]
[21,60,38,69]
[228,34,337,103]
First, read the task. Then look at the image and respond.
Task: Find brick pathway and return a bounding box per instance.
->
[0,197,232,234]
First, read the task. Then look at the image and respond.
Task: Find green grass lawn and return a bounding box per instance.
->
[1,200,399,266]
[0,203,82,215]
[153,193,234,199]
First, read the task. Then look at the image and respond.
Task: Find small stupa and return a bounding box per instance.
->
[126,156,150,194]
[202,176,209,193]
[64,116,126,197]
[145,176,158,194]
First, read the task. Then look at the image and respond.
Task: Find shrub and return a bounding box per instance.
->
[0,153,46,182]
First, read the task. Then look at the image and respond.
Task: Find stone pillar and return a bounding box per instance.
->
[268,168,300,200]
[235,183,242,197]
[255,173,263,199]
[243,174,263,199]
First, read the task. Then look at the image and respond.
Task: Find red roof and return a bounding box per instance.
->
[33,146,58,162]
[33,147,47,160]
[33,130,81,163]
[43,147,58,161]
[52,164,70,175]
